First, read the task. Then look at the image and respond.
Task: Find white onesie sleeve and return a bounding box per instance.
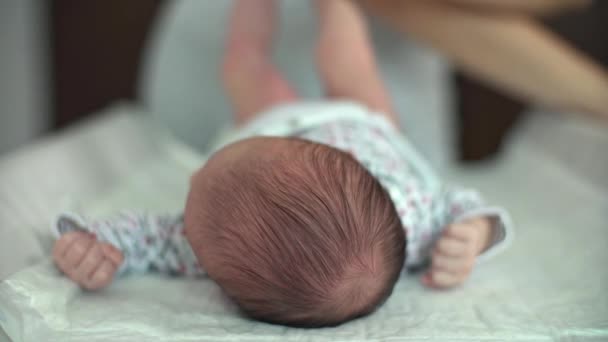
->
[51,211,205,277]
[401,184,513,268]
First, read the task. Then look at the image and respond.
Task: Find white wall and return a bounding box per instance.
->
[0,1,49,155]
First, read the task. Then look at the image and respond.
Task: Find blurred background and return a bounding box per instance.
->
[0,0,607,160]
[1,3,607,339]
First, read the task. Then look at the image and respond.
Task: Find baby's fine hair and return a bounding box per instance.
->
[188,139,405,327]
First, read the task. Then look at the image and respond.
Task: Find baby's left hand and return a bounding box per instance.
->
[422,217,493,289]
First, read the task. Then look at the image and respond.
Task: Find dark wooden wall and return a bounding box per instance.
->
[50,1,607,161]
[50,0,164,128]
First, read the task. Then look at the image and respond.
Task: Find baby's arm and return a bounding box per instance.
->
[51,212,204,290]
[404,186,511,288]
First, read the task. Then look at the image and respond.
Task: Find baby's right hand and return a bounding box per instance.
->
[52,231,124,290]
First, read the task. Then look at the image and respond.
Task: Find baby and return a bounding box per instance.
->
[51,0,511,328]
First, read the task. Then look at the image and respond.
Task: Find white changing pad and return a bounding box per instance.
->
[1,107,607,341]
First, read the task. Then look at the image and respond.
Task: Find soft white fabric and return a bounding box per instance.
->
[1,108,607,341]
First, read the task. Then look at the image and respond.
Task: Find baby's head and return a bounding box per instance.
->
[185,137,404,327]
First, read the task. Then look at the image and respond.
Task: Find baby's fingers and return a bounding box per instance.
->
[74,243,104,283]
[431,254,474,275]
[83,259,116,290]
[423,249,476,289]
[52,231,89,264]
[422,271,462,289]
[444,223,476,242]
[54,233,94,272]
[435,237,469,257]
[100,243,124,267]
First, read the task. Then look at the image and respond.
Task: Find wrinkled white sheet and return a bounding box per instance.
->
[1,107,607,342]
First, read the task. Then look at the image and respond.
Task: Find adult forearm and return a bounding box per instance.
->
[441,0,591,16]
[361,0,608,118]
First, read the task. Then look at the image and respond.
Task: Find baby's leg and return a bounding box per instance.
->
[222,0,298,126]
[315,0,398,125]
